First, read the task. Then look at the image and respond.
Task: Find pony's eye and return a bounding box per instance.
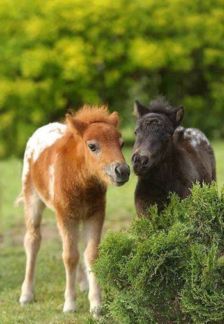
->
[88,143,97,152]
[87,141,99,153]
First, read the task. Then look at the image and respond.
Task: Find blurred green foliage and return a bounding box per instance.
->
[0,0,224,157]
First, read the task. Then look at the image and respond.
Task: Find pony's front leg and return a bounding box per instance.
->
[83,210,105,318]
[57,217,79,312]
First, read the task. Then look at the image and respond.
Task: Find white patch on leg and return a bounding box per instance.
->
[22,123,66,183]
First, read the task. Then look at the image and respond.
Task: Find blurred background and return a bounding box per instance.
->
[0,0,224,157]
[0,1,224,322]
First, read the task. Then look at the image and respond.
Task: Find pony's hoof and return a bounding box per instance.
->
[90,305,102,319]
[63,300,76,313]
[19,293,34,305]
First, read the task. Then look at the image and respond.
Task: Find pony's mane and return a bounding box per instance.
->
[71,105,113,124]
[148,96,176,115]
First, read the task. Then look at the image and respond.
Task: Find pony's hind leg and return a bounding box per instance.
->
[77,261,88,292]
[77,225,89,292]
[20,190,45,305]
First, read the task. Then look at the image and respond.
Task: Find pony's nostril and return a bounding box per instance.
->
[132,153,140,164]
[115,164,130,179]
[141,156,149,167]
[132,153,149,168]
[115,165,120,177]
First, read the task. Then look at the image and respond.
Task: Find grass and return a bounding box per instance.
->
[0,143,223,323]
[213,140,224,188]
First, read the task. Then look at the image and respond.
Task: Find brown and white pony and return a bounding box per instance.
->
[19,106,130,317]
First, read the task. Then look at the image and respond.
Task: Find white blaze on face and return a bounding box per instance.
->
[22,123,66,184]
[184,128,209,148]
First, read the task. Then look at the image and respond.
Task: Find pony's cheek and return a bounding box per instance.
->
[89,161,112,185]
[103,163,115,182]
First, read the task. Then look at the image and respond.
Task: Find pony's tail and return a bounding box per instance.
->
[14,192,24,207]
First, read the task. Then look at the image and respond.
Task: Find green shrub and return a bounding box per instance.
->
[95,184,224,323]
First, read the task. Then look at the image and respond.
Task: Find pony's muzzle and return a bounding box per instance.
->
[132,153,149,166]
[105,162,130,186]
[132,152,151,175]
[115,163,130,184]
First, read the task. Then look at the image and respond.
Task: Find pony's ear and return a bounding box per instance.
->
[175,105,184,125]
[109,111,119,127]
[134,100,149,118]
[66,114,88,136]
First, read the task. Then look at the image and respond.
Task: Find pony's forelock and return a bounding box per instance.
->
[149,96,174,114]
[68,105,117,126]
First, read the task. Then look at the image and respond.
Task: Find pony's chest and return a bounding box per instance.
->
[58,183,106,219]
[135,176,189,210]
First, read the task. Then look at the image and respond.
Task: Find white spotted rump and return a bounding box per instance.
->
[184,128,209,148]
[22,123,66,183]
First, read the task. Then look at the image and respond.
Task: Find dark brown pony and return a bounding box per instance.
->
[19,106,130,318]
[132,97,216,216]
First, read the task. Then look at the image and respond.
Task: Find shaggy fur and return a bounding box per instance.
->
[19,106,129,318]
[132,97,216,216]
